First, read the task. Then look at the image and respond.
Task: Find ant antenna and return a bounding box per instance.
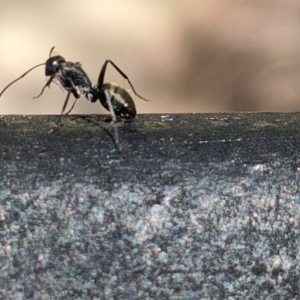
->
[49,46,55,57]
[0,63,45,97]
[0,46,56,98]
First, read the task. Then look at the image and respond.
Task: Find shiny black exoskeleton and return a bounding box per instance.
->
[93,82,136,120]
[32,51,93,124]
[0,47,150,124]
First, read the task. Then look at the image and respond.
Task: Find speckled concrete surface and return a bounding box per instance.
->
[0,114,300,299]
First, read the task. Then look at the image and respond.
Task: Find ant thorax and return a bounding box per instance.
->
[56,61,92,98]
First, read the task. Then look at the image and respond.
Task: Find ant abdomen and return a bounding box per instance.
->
[97,83,137,119]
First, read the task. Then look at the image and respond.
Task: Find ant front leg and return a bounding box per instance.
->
[33,76,55,99]
[56,91,72,126]
[54,78,83,127]
[48,91,72,134]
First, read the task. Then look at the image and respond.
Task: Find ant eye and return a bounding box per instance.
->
[52,61,58,66]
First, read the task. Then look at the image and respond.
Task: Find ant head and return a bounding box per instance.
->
[45,55,66,76]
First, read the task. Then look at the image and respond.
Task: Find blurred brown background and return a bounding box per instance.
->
[1,0,300,114]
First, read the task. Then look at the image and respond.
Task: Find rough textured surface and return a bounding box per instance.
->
[0,113,300,299]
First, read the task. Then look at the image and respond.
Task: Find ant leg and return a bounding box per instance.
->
[104,89,119,146]
[48,91,72,134]
[52,80,65,92]
[56,91,72,125]
[98,60,150,102]
[64,98,79,115]
[33,76,55,99]
[60,77,83,115]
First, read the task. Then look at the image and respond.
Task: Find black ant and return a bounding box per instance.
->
[0,47,93,123]
[0,46,150,147]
